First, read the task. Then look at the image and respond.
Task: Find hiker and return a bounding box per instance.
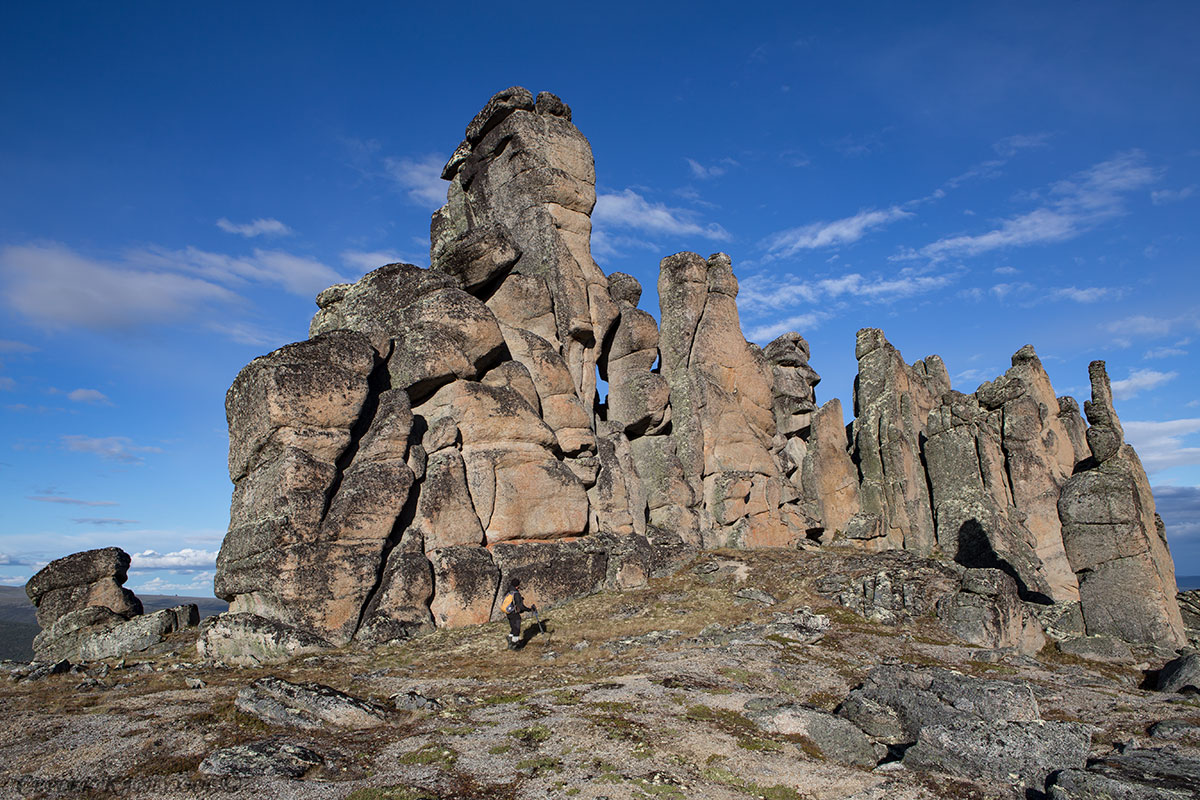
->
[501,577,536,650]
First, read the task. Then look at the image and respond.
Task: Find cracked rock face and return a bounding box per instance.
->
[206,87,1184,659]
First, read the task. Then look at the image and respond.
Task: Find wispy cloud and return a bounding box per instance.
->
[1107,314,1174,339]
[1110,368,1178,400]
[763,207,912,259]
[0,340,37,354]
[745,311,832,343]
[686,157,737,179]
[341,249,417,272]
[72,517,139,525]
[593,189,731,241]
[0,242,345,334]
[1153,485,1200,540]
[61,434,163,464]
[1151,185,1195,205]
[993,133,1053,157]
[131,548,218,569]
[739,267,959,318]
[385,154,447,208]
[1145,346,1188,359]
[28,495,118,507]
[216,217,292,237]
[829,130,890,157]
[128,571,216,594]
[67,388,111,405]
[1124,420,1200,473]
[920,151,1160,260]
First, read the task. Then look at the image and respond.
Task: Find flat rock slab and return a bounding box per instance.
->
[750,704,877,767]
[199,738,324,778]
[903,717,1091,789]
[235,676,387,730]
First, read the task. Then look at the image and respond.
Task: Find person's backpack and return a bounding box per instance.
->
[502,593,517,614]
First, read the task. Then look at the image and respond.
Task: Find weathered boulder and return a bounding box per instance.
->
[32,605,126,662]
[749,704,876,767]
[1157,653,1200,694]
[800,399,860,540]
[25,547,142,629]
[1059,362,1185,648]
[199,739,324,778]
[196,612,331,666]
[814,550,962,625]
[235,676,387,729]
[428,546,500,627]
[850,329,948,553]
[935,568,1046,654]
[1056,634,1133,663]
[355,533,434,645]
[1048,748,1200,799]
[77,605,198,661]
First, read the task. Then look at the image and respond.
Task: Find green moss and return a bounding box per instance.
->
[516,755,562,775]
[345,789,439,800]
[736,736,784,753]
[508,723,552,745]
[396,743,457,769]
[487,743,513,755]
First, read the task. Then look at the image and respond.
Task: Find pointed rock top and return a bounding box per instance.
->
[465,86,536,145]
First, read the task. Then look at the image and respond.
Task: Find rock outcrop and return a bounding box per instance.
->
[204,86,1185,661]
[25,547,199,661]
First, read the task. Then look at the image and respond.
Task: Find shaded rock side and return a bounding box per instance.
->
[850,328,948,554]
[235,676,387,730]
[1059,362,1185,648]
[800,398,860,540]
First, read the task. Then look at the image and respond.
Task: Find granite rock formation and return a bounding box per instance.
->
[25,547,198,661]
[207,87,1185,661]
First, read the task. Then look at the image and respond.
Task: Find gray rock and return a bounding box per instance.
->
[22,659,71,682]
[1157,653,1200,693]
[1076,747,1200,799]
[839,665,1041,746]
[235,676,387,729]
[1047,767,1194,799]
[393,690,441,712]
[1148,719,1200,740]
[903,717,1090,789]
[1057,634,1133,663]
[196,612,331,666]
[734,588,777,605]
[935,568,1046,654]
[199,738,324,778]
[751,704,877,767]
[815,550,961,625]
[77,605,198,661]
[25,547,142,629]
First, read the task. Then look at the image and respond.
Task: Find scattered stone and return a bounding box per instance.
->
[606,630,683,654]
[1148,719,1200,740]
[393,690,441,712]
[22,659,71,682]
[734,588,777,605]
[196,613,331,666]
[235,676,387,730]
[199,738,324,778]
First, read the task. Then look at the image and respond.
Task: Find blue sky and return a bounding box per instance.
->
[2,2,1198,594]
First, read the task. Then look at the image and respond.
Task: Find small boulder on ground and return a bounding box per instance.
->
[749,704,877,767]
[1157,653,1200,694]
[199,738,324,778]
[235,676,388,729]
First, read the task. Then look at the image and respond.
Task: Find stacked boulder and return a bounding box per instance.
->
[26,547,198,662]
[206,86,1185,661]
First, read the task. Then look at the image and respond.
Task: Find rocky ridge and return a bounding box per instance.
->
[197,87,1183,663]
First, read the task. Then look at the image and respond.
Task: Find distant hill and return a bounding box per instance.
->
[0,585,227,662]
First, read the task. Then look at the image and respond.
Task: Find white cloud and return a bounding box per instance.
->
[128,571,216,594]
[1106,314,1174,339]
[745,311,831,343]
[1145,346,1188,359]
[593,189,731,241]
[920,151,1159,259]
[216,217,292,237]
[341,250,416,272]
[0,575,29,586]
[133,246,343,298]
[740,267,956,313]
[1151,185,1195,205]
[763,207,912,258]
[131,548,218,569]
[686,157,737,179]
[61,434,163,464]
[1051,286,1117,303]
[385,154,447,208]
[1110,369,1178,400]
[0,553,11,565]
[1153,485,1200,540]
[0,243,237,331]
[993,266,1019,275]
[27,495,117,506]
[1124,420,1200,473]
[0,340,37,354]
[67,388,111,405]
[993,133,1053,157]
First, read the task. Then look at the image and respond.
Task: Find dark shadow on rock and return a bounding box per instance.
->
[1139,667,1161,691]
[955,519,1053,605]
